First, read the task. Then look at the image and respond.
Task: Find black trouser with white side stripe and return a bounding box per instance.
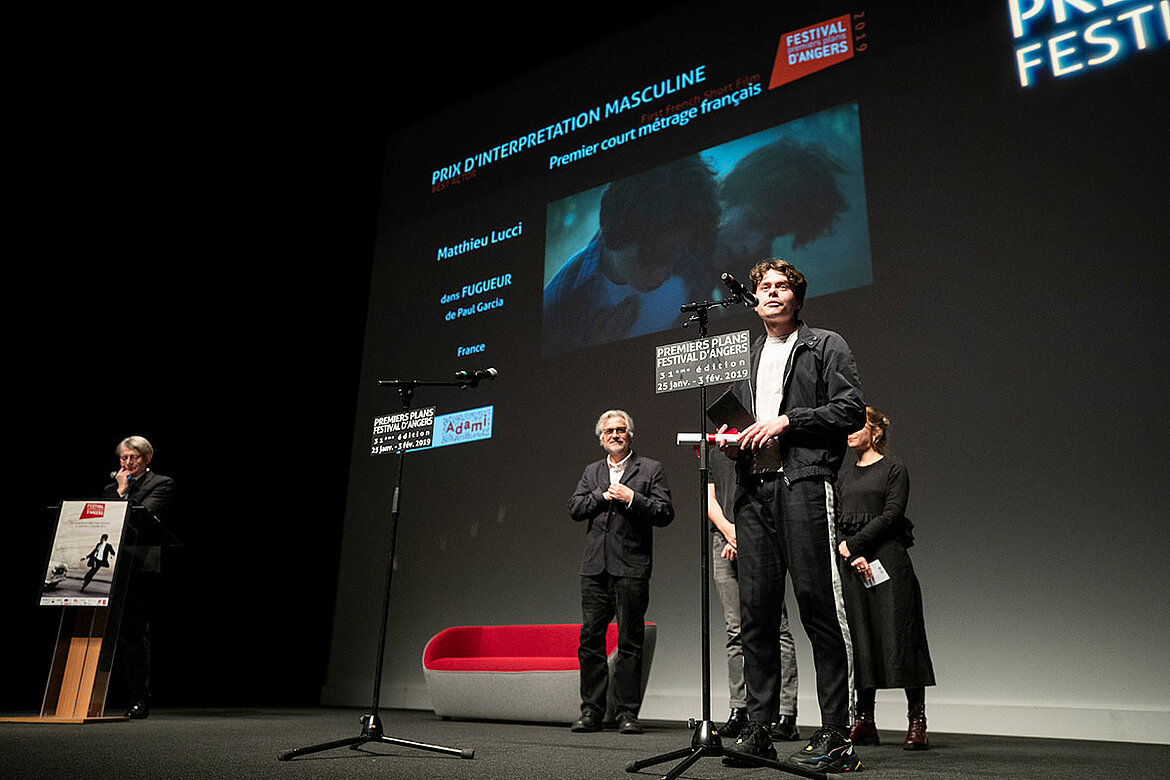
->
[734,474,853,729]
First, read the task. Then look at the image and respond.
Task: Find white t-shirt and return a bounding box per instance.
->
[755,331,797,421]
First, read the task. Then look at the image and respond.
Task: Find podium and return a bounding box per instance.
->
[3,499,175,724]
[17,605,127,723]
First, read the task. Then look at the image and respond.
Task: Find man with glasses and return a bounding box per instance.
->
[103,435,175,720]
[568,410,674,735]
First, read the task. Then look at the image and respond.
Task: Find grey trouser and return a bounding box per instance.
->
[712,532,798,715]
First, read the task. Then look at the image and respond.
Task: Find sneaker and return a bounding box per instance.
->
[722,720,778,767]
[789,726,863,773]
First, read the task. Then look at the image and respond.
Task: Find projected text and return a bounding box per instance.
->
[1009,0,1170,86]
[431,66,707,185]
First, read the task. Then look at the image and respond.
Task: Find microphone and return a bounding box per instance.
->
[455,367,498,385]
[720,272,759,307]
[110,471,118,479]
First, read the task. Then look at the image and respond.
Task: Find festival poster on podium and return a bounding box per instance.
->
[40,500,129,607]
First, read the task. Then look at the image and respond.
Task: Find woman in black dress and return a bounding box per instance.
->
[836,407,935,750]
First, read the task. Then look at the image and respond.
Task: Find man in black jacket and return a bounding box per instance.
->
[103,435,175,720]
[718,259,866,773]
[568,410,673,735]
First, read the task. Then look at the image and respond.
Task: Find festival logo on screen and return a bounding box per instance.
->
[770,13,857,89]
[1009,0,1170,87]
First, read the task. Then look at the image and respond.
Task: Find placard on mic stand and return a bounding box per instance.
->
[2,500,133,724]
[627,299,823,779]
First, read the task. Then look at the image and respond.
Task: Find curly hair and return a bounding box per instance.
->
[748,259,808,305]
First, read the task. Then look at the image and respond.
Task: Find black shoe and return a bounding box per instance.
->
[616,713,644,735]
[720,707,749,738]
[789,726,862,773]
[771,713,801,741]
[570,709,601,733]
[125,701,150,720]
[722,721,778,766]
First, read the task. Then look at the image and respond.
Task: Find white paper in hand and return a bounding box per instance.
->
[862,559,891,589]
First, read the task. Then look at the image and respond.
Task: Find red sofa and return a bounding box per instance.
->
[422,622,657,723]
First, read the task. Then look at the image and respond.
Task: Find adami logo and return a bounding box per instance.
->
[770,13,858,88]
[80,502,106,519]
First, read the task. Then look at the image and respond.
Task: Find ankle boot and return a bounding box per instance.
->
[720,707,749,738]
[849,710,879,745]
[904,702,929,750]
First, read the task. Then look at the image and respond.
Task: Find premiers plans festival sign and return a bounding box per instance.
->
[655,330,751,394]
[371,405,495,455]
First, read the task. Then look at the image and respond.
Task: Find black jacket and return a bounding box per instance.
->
[85,542,116,568]
[102,470,175,521]
[569,452,674,579]
[731,321,865,484]
[102,470,175,571]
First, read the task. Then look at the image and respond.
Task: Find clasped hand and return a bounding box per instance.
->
[604,483,634,504]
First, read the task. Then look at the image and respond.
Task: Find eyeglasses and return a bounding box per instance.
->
[602,426,628,435]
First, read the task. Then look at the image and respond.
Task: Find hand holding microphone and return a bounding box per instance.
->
[110,468,131,496]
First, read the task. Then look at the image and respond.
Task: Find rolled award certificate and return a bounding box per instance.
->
[676,432,741,445]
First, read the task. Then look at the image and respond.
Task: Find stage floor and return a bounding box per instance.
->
[1,706,1165,779]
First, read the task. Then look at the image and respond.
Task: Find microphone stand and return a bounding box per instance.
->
[279,376,480,763]
[625,295,822,780]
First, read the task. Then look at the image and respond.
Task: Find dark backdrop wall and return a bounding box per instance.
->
[7,7,641,712]
[323,0,1170,744]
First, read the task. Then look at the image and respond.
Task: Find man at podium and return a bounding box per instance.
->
[102,435,175,720]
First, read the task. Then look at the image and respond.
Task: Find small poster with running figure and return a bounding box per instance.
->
[40,500,129,607]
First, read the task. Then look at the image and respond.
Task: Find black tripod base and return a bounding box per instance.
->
[278,712,474,761]
[625,720,825,780]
